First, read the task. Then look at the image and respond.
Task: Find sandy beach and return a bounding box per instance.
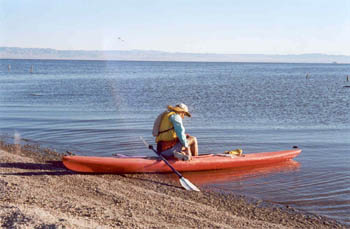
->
[0,141,346,228]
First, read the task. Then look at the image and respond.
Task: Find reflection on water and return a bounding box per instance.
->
[182,160,300,185]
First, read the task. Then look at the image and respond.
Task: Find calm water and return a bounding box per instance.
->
[0,59,349,225]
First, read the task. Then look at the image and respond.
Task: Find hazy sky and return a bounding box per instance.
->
[1,0,349,55]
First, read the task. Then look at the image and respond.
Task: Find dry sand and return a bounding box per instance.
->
[0,141,346,228]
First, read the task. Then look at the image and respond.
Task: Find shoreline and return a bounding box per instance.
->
[0,141,346,228]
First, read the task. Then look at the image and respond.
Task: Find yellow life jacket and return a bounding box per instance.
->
[155,111,177,143]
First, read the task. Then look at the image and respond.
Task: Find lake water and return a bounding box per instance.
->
[0,59,349,225]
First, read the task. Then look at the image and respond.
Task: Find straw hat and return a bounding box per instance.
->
[167,103,191,117]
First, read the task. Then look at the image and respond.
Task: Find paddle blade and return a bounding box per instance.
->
[180,177,200,192]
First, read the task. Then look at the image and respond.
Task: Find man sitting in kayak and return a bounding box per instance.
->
[153,103,198,161]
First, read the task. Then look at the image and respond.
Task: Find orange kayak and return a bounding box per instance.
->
[62,149,301,174]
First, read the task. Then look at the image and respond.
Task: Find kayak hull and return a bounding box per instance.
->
[62,149,301,174]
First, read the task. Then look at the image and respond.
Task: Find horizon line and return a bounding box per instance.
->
[1,57,349,65]
[1,46,349,57]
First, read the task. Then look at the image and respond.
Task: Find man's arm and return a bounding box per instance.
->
[169,114,189,148]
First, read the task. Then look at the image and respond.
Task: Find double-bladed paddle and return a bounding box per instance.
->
[140,137,200,192]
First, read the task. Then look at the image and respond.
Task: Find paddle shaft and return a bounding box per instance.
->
[148,145,183,178]
[140,137,200,191]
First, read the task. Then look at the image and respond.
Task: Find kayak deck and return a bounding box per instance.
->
[62,149,301,174]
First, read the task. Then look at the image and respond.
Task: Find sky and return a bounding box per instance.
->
[0,0,349,55]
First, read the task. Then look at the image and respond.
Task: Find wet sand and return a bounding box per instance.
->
[0,141,346,228]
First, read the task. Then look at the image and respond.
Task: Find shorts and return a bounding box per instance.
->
[160,142,183,158]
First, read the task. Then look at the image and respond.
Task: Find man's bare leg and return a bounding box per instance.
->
[187,136,198,156]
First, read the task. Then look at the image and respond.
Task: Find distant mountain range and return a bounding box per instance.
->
[1,47,350,63]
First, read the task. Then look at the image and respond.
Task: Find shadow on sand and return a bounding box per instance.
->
[0,161,76,176]
[0,160,180,189]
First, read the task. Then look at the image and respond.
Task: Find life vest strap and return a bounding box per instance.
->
[158,127,174,135]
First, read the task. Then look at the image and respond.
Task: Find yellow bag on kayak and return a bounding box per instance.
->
[225,149,243,156]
